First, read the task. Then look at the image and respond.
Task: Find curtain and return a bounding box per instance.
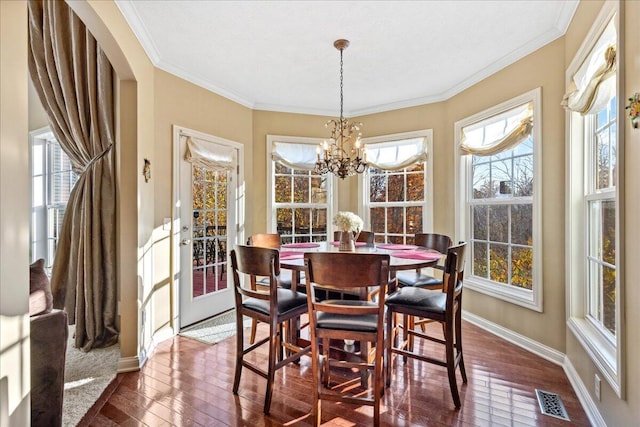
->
[365,137,428,171]
[459,103,533,157]
[28,0,117,351]
[562,19,616,115]
[184,136,235,171]
[271,141,319,171]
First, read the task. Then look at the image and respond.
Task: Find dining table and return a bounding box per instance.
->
[277,241,443,291]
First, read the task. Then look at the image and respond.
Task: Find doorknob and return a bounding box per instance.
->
[181,239,191,246]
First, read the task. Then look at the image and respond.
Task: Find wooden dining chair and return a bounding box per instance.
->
[333,230,375,246]
[304,252,390,426]
[395,233,452,289]
[385,242,467,408]
[246,233,298,343]
[230,245,310,414]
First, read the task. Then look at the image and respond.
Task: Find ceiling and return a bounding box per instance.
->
[115,0,578,117]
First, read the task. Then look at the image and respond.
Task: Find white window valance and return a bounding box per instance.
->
[271,141,318,171]
[459,102,533,157]
[364,137,428,171]
[184,136,235,171]
[562,19,616,115]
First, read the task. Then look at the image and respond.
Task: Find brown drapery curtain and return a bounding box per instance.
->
[28,0,118,351]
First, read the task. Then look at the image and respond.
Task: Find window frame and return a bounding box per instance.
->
[455,88,543,311]
[357,130,434,243]
[29,126,77,271]
[266,135,337,241]
[565,1,624,398]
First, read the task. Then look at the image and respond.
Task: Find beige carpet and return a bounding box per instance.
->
[62,325,120,426]
[179,310,250,345]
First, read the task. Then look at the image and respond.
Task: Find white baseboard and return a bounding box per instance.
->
[117,356,140,373]
[563,357,607,427]
[117,326,176,373]
[462,310,565,365]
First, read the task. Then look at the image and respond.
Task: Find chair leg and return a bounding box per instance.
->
[386,310,393,387]
[455,311,467,383]
[322,337,330,386]
[233,312,244,394]
[264,320,278,414]
[444,322,461,408]
[250,319,257,344]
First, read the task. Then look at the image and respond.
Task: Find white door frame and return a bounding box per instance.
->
[172,125,245,329]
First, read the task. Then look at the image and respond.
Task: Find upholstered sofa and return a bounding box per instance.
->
[29,259,68,427]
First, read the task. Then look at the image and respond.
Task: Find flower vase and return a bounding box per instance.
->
[338,230,356,252]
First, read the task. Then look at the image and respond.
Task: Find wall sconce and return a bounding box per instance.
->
[143,159,151,182]
[626,93,639,129]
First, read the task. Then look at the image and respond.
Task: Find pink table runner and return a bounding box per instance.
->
[279,251,305,260]
[377,243,417,250]
[390,250,442,261]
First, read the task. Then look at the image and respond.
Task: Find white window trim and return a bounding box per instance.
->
[266,135,338,235]
[357,129,434,235]
[30,126,54,265]
[565,1,624,398]
[454,88,543,311]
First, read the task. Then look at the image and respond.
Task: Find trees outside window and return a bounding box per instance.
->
[455,88,542,310]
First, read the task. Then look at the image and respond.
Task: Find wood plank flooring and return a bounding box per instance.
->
[86,321,590,426]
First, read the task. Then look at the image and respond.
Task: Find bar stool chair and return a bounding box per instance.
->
[304,252,390,426]
[230,245,310,414]
[385,242,467,408]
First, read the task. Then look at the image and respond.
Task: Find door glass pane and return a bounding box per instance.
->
[192,166,228,297]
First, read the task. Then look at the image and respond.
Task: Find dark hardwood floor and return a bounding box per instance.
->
[86,321,590,426]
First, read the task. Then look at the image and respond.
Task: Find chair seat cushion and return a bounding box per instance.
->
[317,300,380,332]
[385,287,446,314]
[396,271,442,288]
[243,288,307,316]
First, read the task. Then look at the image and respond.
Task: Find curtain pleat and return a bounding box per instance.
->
[365,138,428,171]
[28,0,117,351]
[184,136,235,171]
[270,141,319,171]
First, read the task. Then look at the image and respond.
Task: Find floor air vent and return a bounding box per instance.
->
[535,389,570,421]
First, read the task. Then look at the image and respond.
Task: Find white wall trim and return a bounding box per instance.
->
[563,357,607,427]
[462,310,564,365]
[118,325,176,373]
[117,356,140,373]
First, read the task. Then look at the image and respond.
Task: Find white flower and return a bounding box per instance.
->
[332,211,363,233]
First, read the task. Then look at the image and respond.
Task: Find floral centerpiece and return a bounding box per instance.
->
[333,211,363,233]
[332,211,363,251]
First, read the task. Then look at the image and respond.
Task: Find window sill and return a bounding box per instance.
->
[567,316,621,397]
[465,276,542,312]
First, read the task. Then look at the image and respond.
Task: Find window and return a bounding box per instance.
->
[455,88,542,311]
[267,136,334,243]
[30,128,78,271]
[565,3,622,397]
[359,130,433,244]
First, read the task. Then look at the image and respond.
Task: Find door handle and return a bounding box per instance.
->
[181,239,191,246]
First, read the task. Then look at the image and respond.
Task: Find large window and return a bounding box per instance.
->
[359,131,432,244]
[455,88,541,310]
[565,3,622,397]
[267,136,333,243]
[30,128,77,271]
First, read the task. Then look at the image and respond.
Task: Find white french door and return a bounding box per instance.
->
[175,128,241,328]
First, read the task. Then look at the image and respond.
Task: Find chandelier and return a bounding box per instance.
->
[315,39,367,179]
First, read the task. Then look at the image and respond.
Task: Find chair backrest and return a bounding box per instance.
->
[304,252,390,312]
[247,233,281,249]
[333,230,375,246]
[414,233,452,254]
[230,245,281,302]
[441,242,467,310]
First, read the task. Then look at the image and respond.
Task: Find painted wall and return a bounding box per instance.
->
[0,1,31,425]
[564,1,640,426]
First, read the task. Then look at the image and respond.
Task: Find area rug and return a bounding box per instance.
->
[179,310,250,345]
[62,325,120,426]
